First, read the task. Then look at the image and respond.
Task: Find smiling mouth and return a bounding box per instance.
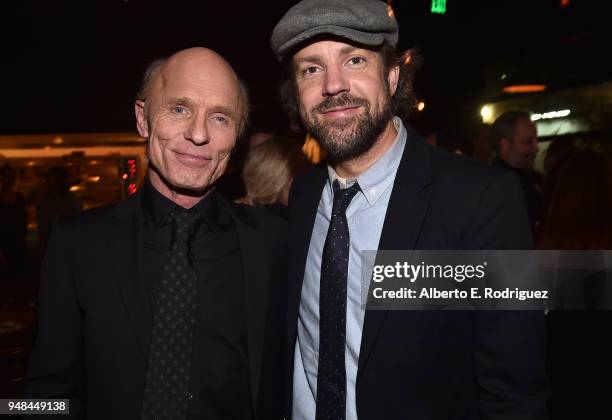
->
[321,106,361,118]
[174,151,212,168]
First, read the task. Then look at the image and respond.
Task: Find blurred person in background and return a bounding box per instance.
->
[238,136,309,218]
[471,122,492,163]
[249,131,274,148]
[541,138,577,218]
[491,110,542,231]
[538,148,612,419]
[538,148,612,250]
[35,166,82,247]
[0,164,27,283]
[543,138,577,176]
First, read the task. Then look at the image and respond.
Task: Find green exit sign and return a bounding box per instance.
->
[431,0,447,14]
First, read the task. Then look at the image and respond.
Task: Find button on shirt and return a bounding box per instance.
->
[293,117,407,420]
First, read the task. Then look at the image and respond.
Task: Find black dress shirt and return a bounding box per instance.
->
[141,180,252,420]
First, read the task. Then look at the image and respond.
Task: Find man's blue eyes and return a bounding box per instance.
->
[170,108,229,124]
[213,116,229,125]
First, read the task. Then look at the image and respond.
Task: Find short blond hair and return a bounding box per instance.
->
[241,137,306,205]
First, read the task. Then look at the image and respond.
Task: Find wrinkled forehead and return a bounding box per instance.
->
[152,59,241,110]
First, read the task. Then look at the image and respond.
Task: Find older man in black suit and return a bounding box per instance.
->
[24,47,285,420]
[271,1,549,419]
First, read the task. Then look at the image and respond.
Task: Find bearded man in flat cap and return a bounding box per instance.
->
[24,47,285,420]
[271,1,549,419]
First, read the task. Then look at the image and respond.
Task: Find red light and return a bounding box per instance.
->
[128,184,137,195]
[127,159,137,178]
[561,0,570,7]
[502,84,547,94]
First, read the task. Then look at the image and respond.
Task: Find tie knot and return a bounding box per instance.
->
[331,180,360,215]
[170,209,204,246]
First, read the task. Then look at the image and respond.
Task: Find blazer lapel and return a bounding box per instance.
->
[221,197,270,411]
[109,191,152,360]
[287,168,327,349]
[285,167,327,413]
[359,127,432,371]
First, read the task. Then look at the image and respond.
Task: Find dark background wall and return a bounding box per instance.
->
[1,0,610,137]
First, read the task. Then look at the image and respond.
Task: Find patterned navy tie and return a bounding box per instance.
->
[316,180,360,420]
[141,209,203,420]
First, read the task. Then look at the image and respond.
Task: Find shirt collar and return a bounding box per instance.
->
[142,178,220,232]
[327,116,407,206]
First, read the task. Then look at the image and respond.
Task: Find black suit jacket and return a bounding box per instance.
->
[24,190,286,420]
[287,126,549,419]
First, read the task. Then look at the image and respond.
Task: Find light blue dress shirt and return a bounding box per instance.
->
[293,117,407,420]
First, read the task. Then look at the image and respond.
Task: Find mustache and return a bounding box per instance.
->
[312,93,369,114]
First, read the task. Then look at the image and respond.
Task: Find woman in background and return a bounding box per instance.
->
[238,136,308,218]
[538,148,612,420]
[538,148,612,249]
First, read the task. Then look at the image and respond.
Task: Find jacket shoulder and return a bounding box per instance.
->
[429,146,514,189]
[52,193,139,237]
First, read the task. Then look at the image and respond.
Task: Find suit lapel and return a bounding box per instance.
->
[287,168,327,350]
[358,127,432,371]
[221,197,269,411]
[109,191,152,360]
[285,167,327,413]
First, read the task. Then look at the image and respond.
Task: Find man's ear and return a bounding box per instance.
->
[387,64,400,96]
[134,100,149,138]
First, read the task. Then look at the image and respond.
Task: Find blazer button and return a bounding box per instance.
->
[187,392,193,400]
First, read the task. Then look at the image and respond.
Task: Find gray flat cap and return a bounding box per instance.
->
[271,0,399,61]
